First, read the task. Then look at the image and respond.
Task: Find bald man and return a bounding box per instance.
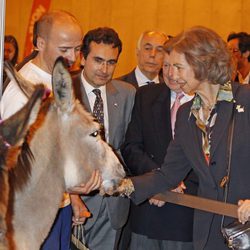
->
[0,10,84,250]
[1,10,83,118]
[118,31,168,88]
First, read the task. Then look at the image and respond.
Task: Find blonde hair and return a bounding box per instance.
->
[165,26,233,85]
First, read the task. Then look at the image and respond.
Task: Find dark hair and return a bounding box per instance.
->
[165,26,233,85]
[81,27,122,59]
[4,35,19,65]
[227,32,250,61]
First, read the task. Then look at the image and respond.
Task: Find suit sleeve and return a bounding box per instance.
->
[121,91,159,175]
[131,138,192,205]
[121,90,159,175]
[130,107,193,205]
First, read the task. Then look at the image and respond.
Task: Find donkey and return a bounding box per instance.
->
[4,57,125,250]
[0,86,44,250]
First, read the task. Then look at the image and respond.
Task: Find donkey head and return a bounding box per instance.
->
[51,57,125,194]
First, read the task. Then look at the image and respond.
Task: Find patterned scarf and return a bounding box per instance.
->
[190,82,233,164]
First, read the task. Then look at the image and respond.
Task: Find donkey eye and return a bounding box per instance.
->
[90,130,99,137]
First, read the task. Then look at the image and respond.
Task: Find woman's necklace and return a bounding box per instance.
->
[201,103,215,121]
[202,103,214,112]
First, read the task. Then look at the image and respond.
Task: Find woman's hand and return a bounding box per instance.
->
[238,199,250,224]
[116,178,135,197]
[171,181,186,194]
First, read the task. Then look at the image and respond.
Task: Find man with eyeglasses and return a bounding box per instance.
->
[227,32,250,84]
[71,27,135,250]
[118,31,168,88]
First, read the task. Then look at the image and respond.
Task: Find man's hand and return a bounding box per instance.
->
[171,181,186,194]
[70,194,91,226]
[149,181,186,207]
[67,170,102,194]
[149,198,165,207]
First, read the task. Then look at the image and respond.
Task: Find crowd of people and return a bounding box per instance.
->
[1,9,250,250]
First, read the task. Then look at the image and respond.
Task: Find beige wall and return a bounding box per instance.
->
[5,0,250,77]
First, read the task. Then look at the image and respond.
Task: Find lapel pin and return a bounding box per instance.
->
[236,105,244,113]
[114,103,118,107]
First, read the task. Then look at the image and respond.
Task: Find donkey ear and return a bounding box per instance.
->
[4,61,36,98]
[0,85,44,146]
[52,57,75,112]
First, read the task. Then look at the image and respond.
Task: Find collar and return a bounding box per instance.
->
[190,81,234,115]
[81,70,106,95]
[135,66,159,84]
[172,90,194,100]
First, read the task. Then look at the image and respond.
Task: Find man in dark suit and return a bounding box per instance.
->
[71,27,135,250]
[121,50,197,249]
[117,31,168,88]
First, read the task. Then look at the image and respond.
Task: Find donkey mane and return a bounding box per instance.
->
[7,141,33,192]
[6,98,53,192]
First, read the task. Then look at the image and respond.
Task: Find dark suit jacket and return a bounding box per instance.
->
[131,82,250,249]
[121,83,197,241]
[72,71,136,230]
[118,69,138,89]
[118,68,164,89]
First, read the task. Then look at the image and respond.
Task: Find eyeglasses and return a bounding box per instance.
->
[93,57,117,67]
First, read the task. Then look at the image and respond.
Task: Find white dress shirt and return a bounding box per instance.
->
[238,70,250,84]
[135,66,160,87]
